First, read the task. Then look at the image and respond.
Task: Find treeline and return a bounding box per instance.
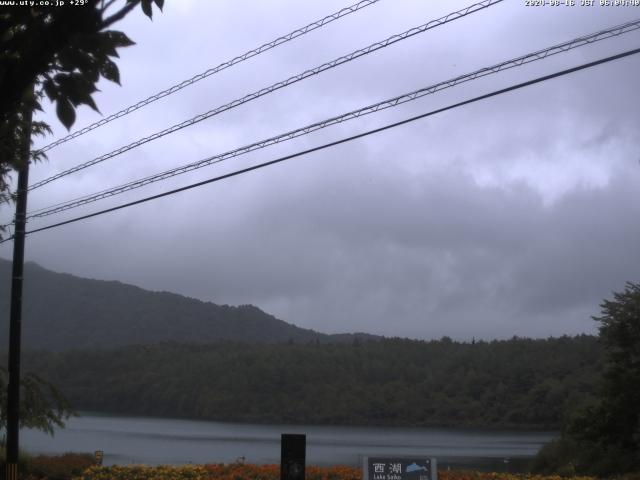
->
[22,335,601,429]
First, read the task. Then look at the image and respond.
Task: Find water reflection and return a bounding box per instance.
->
[21,413,555,469]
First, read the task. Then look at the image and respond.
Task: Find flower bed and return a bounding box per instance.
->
[72,464,599,480]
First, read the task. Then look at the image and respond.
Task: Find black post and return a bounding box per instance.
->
[280,434,305,480]
[5,105,32,480]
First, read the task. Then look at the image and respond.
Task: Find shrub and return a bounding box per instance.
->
[25,453,95,480]
[70,464,607,480]
[0,442,31,473]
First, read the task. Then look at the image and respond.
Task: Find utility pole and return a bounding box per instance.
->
[5,101,33,480]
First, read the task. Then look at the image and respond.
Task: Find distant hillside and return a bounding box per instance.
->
[0,258,377,350]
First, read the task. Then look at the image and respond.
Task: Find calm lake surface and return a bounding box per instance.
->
[21,413,555,470]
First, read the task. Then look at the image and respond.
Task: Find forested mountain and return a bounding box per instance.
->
[22,335,602,429]
[0,258,375,350]
[0,259,604,429]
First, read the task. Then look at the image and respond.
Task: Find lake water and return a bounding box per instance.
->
[20,413,555,470]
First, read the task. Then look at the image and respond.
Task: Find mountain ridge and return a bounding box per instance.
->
[0,257,378,351]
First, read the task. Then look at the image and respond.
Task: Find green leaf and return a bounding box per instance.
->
[104,30,136,48]
[100,58,120,85]
[141,0,153,19]
[84,65,100,84]
[95,32,119,57]
[153,0,164,10]
[69,86,99,112]
[55,73,97,106]
[56,98,76,130]
[57,46,93,72]
[42,79,58,101]
[31,120,53,138]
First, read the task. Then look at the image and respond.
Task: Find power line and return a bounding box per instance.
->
[28,0,503,191]
[24,18,640,221]
[4,46,636,243]
[24,17,639,217]
[34,0,382,155]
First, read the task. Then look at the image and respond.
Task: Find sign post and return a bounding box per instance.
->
[5,95,33,480]
[281,434,305,480]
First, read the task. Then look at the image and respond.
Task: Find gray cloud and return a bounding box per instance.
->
[2,0,639,340]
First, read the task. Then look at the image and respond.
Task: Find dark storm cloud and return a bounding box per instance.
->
[181,150,638,339]
[1,0,639,339]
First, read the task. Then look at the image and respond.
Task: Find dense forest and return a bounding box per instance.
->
[21,335,601,429]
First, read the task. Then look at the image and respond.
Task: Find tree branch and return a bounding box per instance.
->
[101,1,139,29]
[100,0,120,16]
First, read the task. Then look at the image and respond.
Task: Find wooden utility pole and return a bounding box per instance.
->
[5,103,33,480]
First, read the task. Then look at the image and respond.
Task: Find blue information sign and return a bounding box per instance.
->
[363,457,437,480]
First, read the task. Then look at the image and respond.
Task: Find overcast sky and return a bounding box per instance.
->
[1,0,639,340]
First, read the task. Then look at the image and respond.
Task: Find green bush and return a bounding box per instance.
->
[532,437,580,476]
[533,435,640,478]
[25,453,95,480]
[0,442,31,472]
